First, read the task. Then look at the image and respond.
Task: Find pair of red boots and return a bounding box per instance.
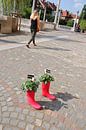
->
[26,82,56,110]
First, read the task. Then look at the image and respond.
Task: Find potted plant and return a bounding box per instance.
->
[39,70,56,100]
[21,76,42,110]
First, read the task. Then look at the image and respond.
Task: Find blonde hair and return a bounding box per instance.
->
[30,10,38,19]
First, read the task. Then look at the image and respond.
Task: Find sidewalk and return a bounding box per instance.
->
[0,30,86,130]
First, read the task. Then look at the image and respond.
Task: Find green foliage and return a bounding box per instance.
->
[66,20,74,27]
[80,4,86,20]
[2,0,32,16]
[45,14,54,22]
[59,19,67,25]
[21,79,40,92]
[80,20,86,30]
[39,73,54,84]
[22,7,31,18]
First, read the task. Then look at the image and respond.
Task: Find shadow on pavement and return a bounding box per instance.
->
[35,45,71,52]
[37,33,85,43]
[38,100,68,111]
[38,92,78,111]
[56,38,86,43]
[0,31,29,37]
[0,39,24,44]
[55,92,78,101]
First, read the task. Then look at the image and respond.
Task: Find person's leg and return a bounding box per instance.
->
[33,30,37,46]
[26,30,34,48]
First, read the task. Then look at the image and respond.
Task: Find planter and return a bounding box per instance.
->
[26,90,42,110]
[42,82,56,100]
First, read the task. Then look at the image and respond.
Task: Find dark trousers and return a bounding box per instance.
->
[28,29,36,45]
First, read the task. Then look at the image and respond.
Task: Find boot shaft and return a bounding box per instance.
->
[26,90,35,102]
[42,82,50,94]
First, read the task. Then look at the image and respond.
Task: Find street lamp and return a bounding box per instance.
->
[56,9,62,28]
[54,0,61,29]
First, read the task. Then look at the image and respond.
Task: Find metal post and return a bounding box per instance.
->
[43,7,46,21]
[56,9,61,28]
[32,0,36,13]
[54,0,61,29]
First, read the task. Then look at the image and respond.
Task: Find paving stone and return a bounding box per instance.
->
[43,114,51,122]
[22,109,29,115]
[0,124,2,130]
[0,87,4,91]
[10,119,19,126]
[2,117,10,124]
[7,97,12,102]
[26,115,35,123]
[16,91,21,95]
[1,101,6,107]
[18,114,26,121]
[29,110,36,117]
[34,126,45,130]
[0,110,1,116]
[8,107,15,112]
[0,93,3,97]
[0,97,5,101]
[26,124,34,130]
[50,126,58,130]
[18,121,26,129]
[2,112,10,117]
[3,126,20,130]
[7,102,14,106]
[35,119,42,126]
[2,106,8,112]
[15,107,22,113]
[10,112,18,118]
[50,117,58,125]
[0,117,1,122]
[42,121,50,129]
[14,87,19,91]
[4,94,10,98]
[35,111,44,119]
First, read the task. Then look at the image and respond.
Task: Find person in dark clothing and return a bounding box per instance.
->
[26,10,40,48]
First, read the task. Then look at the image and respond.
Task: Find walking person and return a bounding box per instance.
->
[26,10,40,48]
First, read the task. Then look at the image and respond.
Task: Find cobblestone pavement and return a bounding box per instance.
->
[0,30,86,130]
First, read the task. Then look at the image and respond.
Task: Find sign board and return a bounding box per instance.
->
[45,69,51,73]
[27,74,34,79]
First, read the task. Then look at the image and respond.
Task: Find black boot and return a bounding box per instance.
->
[26,44,30,48]
[33,43,37,46]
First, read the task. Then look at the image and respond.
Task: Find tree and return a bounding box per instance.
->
[79,4,86,32]
[66,20,74,27]
[80,4,86,20]
[80,20,86,31]
[2,0,32,15]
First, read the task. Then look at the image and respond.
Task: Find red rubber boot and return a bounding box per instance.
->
[26,90,42,110]
[42,82,56,100]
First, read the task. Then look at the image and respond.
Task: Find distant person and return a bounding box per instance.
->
[75,23,81,32]
[26,9,40,48]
